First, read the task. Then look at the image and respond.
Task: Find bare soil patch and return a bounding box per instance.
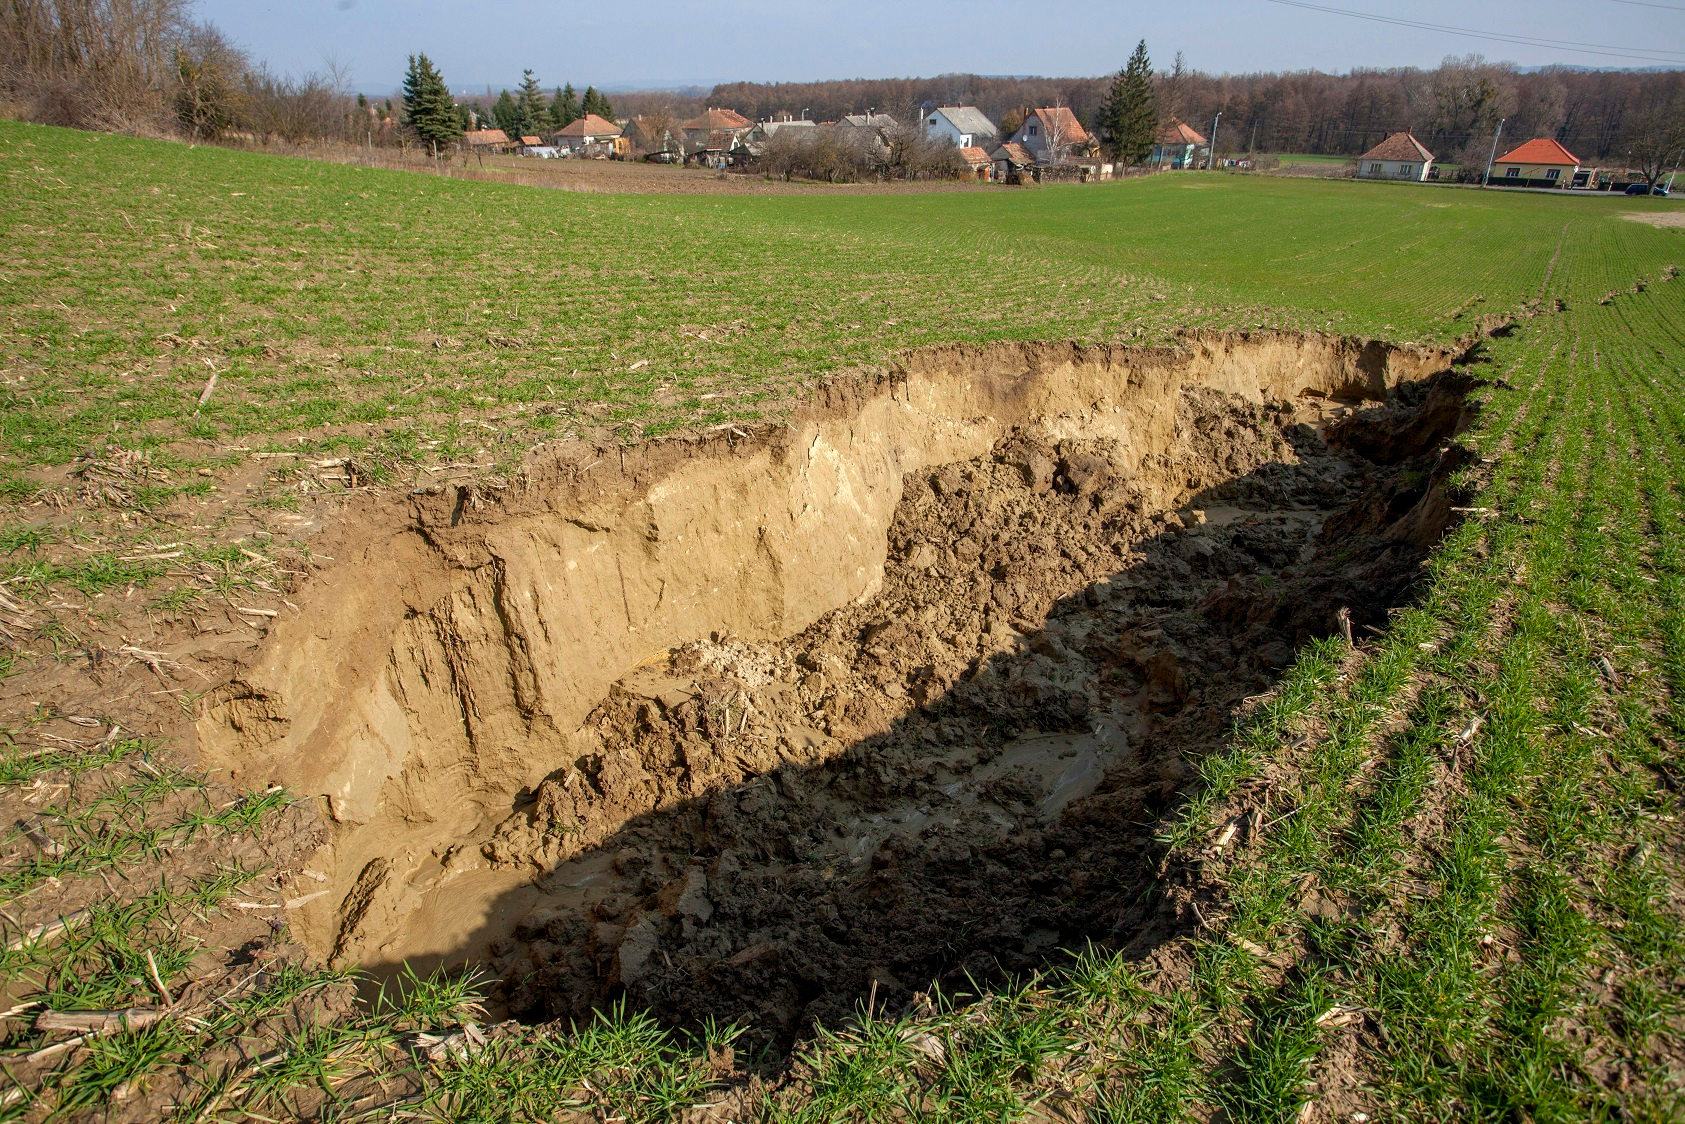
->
[1622,210,1685,228]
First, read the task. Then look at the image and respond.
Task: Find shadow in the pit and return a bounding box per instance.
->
[368,373,1479,1056]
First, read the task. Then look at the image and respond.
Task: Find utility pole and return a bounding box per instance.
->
[1482,117,1505,187]
[1249,119,1258,155]
[1209,111,1222,169]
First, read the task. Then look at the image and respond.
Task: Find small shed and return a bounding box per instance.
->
[464,129,515,154]
[1356,132,1434,181]
[958,145,992,180]
[991,142,1036,184]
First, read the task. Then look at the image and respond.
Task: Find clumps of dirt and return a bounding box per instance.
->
[459,378,1472,1051]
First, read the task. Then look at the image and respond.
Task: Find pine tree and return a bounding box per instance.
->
[1100,41,1157,167]
[492,89,518,135]
[402,53,462,154]
[515,69,546,136]
[577,86,613,120]
[553,83,579,127]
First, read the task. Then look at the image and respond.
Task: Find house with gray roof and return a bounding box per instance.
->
[922,106,998,150]
[839,112,899,131]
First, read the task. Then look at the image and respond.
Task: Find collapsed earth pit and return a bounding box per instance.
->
[198,334,1473,1049]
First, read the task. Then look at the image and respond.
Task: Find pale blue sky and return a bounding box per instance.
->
[192,0,1685,94]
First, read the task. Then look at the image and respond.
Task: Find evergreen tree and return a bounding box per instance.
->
[553,83,579,127]
[515,69,547,135]
[549,86,567,128]
[402,53,462,154]
[492,89,519,134]
[1100,41,1157,166]
[581,85,612,119]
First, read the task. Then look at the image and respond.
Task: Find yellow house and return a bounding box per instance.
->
[1492,138,1579,187]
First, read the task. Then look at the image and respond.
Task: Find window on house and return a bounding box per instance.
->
[1370,163,1383,173]
[1400,165,1413,177]
[1506,167,1520,177]
[1545,167,1560,180]
[1028,125,1038,136]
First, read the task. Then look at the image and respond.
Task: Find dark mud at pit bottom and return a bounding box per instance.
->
[444,376,1473,1053]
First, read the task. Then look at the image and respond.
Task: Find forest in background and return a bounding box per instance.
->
[702,60,1684,168]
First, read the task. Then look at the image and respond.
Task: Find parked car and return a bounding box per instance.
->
[1624,182,1669,196]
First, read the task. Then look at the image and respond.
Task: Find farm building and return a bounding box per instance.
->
[1356,132,1434,181]
[958,146,993,180]
[463,129,515,154]
[556,114,625,157]
[991,141,1036,183]
[520,136,559,158]
[1491,138,1580,187]
[921,106,998,150]
[1151,119,1207,169]
[1009,107,1091,165]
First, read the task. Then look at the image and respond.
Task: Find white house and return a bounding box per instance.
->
[921,106,998,150]
[1355,132,1434,181]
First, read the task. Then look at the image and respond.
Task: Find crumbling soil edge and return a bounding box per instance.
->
[192,331,1467,983]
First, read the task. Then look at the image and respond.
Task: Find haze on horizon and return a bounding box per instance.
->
[193,0,1685,97]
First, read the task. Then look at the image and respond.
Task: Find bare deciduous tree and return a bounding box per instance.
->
[172,19,244,139]
[1,0,192,128]
[1621,74,1685,184]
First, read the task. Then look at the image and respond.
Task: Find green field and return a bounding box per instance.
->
[3,119,1685,1119]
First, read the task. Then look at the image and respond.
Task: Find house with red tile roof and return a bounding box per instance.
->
[681,107,754,163]
[1152,119,1208,169]
[1008,107,1091,165]
[1356,132,1434,181]
[1492,138,1579,187]
[556,113,627,156]
[958,145,992,180]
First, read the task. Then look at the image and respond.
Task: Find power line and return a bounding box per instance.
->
[1608,0,1685,11]
[1257,0,1685,64]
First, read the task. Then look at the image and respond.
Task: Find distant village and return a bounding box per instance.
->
[450,100,1237,184]
[445,101,1652,191]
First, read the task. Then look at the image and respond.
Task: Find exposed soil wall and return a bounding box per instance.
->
[196,332,1466,1037]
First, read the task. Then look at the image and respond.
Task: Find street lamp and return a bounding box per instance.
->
[1481,118,1505,188]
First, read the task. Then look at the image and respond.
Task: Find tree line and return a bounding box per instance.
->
[704,59,1684,173]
